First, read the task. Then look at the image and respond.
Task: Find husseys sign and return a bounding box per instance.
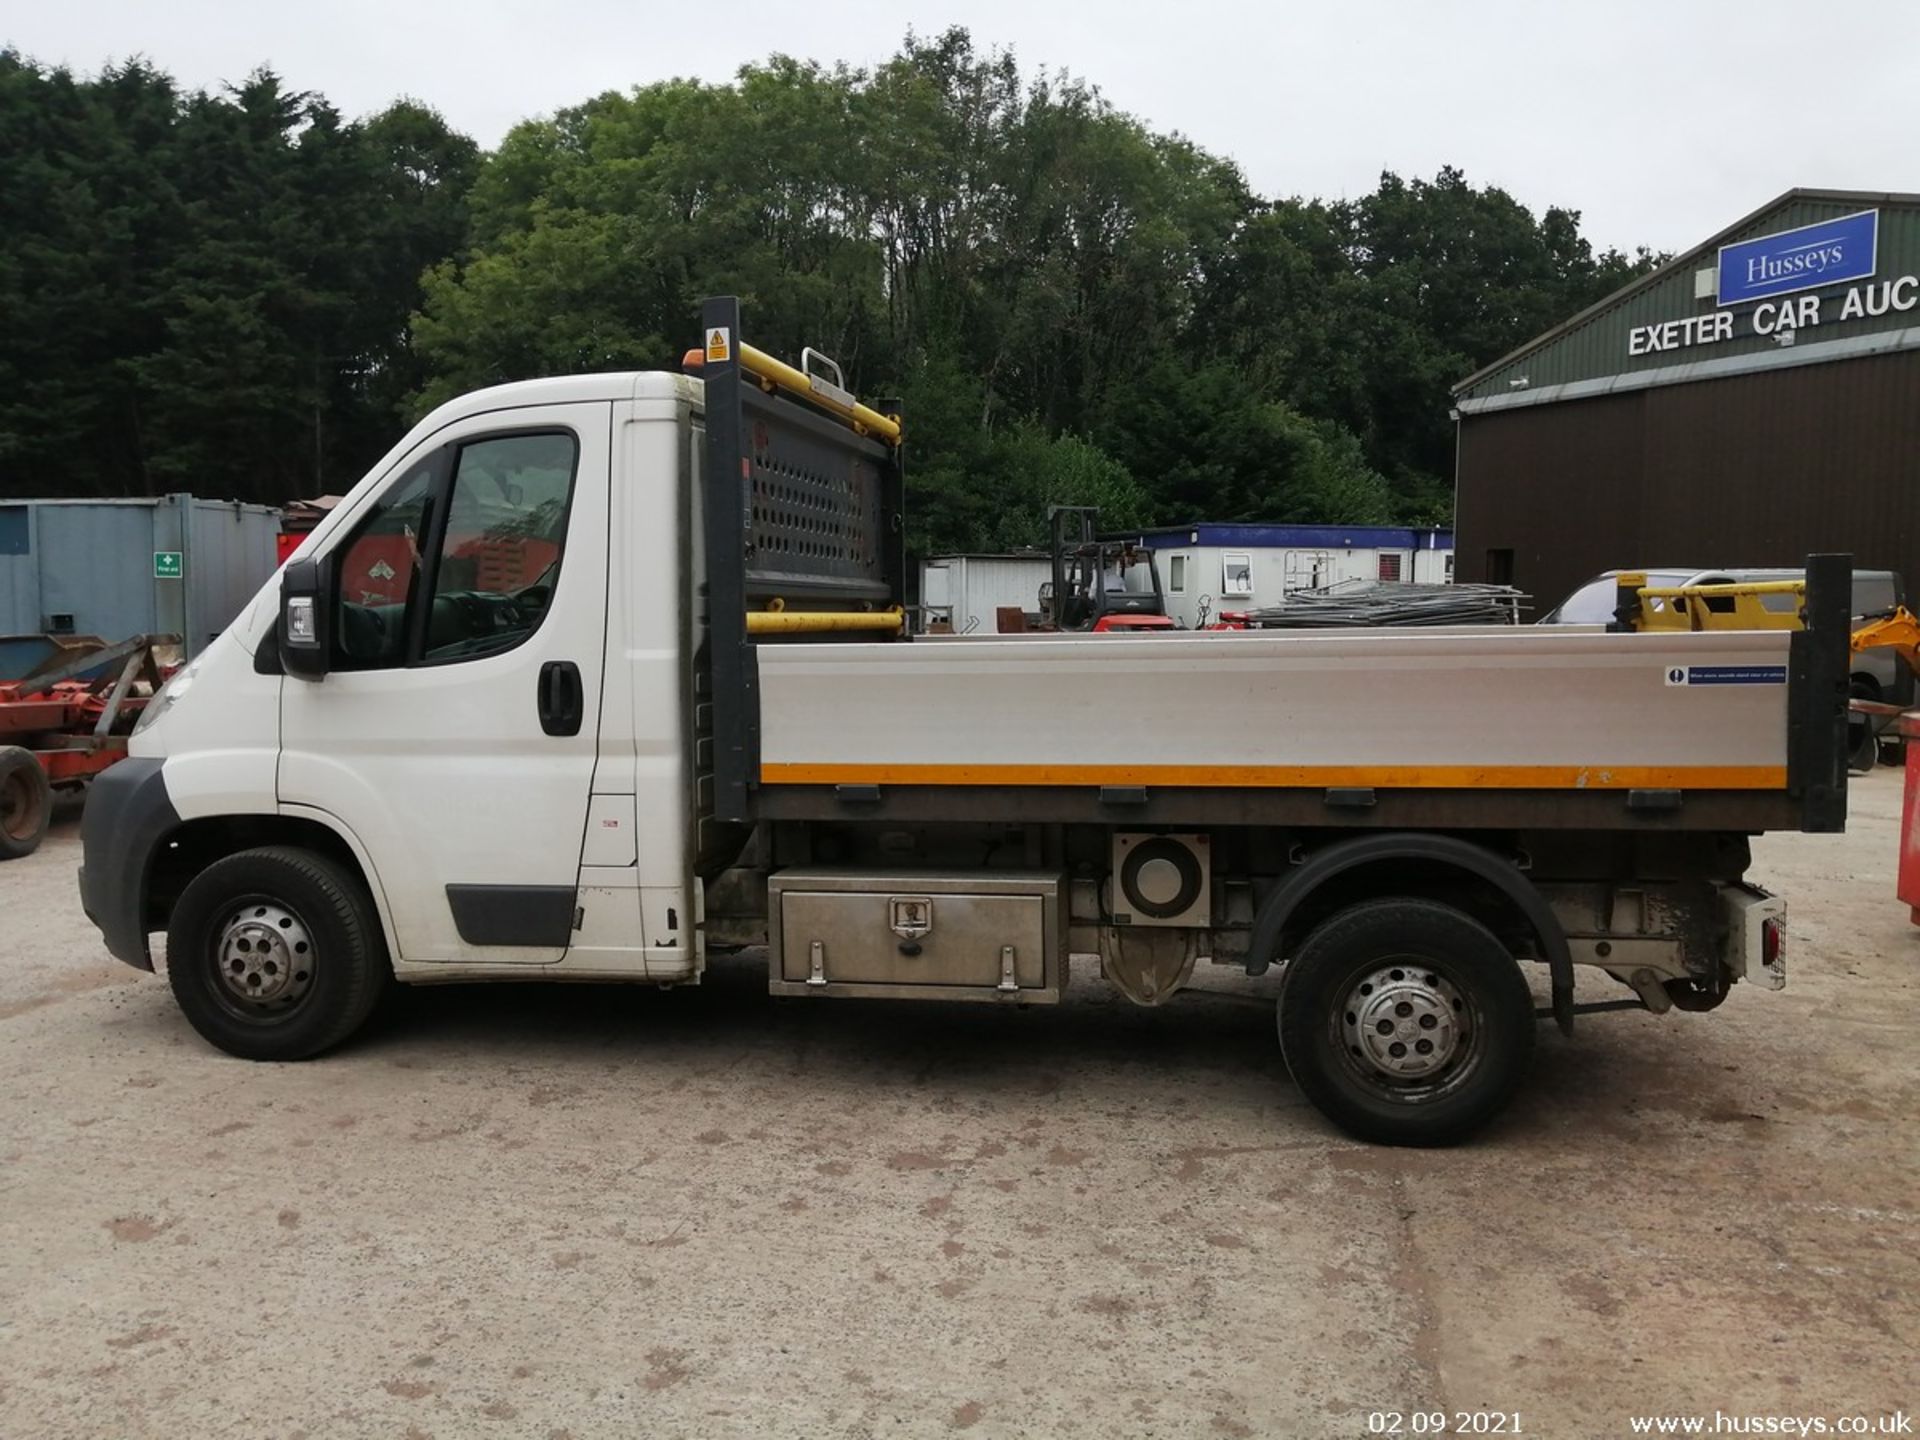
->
[1627,210,1918,357]
[1718,209,1877,303]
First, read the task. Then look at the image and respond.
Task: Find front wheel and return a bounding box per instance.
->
[166,845,390,1060]
[1278,898,1535,1146]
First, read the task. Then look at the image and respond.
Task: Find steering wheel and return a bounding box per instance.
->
[450,591,498,633]
[511,582,552,620]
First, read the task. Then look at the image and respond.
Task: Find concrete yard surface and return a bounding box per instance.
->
[1,780,1916,1439]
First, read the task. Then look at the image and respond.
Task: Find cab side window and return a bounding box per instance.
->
[334,460,436,670]
[331,431,578,670]
[422,434,577,663]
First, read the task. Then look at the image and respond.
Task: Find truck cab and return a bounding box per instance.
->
[83,370,705,993]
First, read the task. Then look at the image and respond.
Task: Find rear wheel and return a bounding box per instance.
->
[0,746,53,860]
[165,845,389,1060]
[1278,898,1535,1146]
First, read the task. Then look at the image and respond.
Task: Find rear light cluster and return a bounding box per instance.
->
[1762,916,1785,966]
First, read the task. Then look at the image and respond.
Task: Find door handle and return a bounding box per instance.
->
[538,660,583,737]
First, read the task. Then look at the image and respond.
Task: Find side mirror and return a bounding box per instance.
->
[279,557,333,680]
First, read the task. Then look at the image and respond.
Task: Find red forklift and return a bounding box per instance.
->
[1038,507,1176,632]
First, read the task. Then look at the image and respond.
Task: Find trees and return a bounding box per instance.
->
[0,53,475,503]
[1,34,1652,547]
[415,33,1647,544]
[1322,166,1652,495]
[1191,170,1655,519]
[0,52,165,494]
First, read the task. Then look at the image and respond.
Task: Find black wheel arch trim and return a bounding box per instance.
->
[78,756,179,971]
[445,884,577,947]
[1245,831,1576,1036]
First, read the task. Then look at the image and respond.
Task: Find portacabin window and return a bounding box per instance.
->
[332,430,579,670]
[1221,551,1254,597]
[1168,555,1188,595]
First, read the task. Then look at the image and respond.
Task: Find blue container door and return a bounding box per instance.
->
[0,504,37,635]
[37,504,159,641]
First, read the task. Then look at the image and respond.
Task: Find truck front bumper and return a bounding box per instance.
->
[78,758,178,971]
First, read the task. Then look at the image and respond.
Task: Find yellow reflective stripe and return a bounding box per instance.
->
[759,763,1787,790]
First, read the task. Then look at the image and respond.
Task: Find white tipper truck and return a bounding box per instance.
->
[78,298,1851,1145]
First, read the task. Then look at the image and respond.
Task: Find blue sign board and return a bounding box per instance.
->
[1667,664,1788,687]
[1717,210,1877,306]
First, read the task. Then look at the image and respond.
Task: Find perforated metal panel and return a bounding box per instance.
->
[741,388,892,602]
[699,294,906,822]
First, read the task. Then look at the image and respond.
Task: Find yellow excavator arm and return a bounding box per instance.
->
[1851,606,1920,675]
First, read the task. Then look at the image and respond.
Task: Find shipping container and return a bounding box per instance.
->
[0,494,282,657]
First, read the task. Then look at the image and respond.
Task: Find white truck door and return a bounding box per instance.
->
[562,400,694,978]
[277,403,611,963]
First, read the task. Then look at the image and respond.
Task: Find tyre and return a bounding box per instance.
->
[165,845,390,1060]
[1848,681,1878,774]
[1277,898,1535,1146]
[0,746,53,860]
[1847,717,1877,774]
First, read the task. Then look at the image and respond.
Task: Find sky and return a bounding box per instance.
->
[7,0,1917,256]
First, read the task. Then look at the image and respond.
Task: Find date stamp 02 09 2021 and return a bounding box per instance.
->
[1364,1411,1915,1437]
[1365,1414,1522,1435]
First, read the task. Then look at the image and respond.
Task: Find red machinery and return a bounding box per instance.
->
[1038,507,1175,633]
[0,633,176,859]
[277,494,342,566]
[1846,606,1920,924]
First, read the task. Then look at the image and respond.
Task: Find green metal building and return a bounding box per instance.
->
[1452,189,1920,613]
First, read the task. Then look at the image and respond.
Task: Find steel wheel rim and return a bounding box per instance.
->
[209,896,317,1020]
[1330,957,1485,1103]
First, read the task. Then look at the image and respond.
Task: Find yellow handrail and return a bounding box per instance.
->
[1623,576,1804,632]
[738,342,903,446]
[745,608,905,635]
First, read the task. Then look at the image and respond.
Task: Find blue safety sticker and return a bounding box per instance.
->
[1663,665,1788,686]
